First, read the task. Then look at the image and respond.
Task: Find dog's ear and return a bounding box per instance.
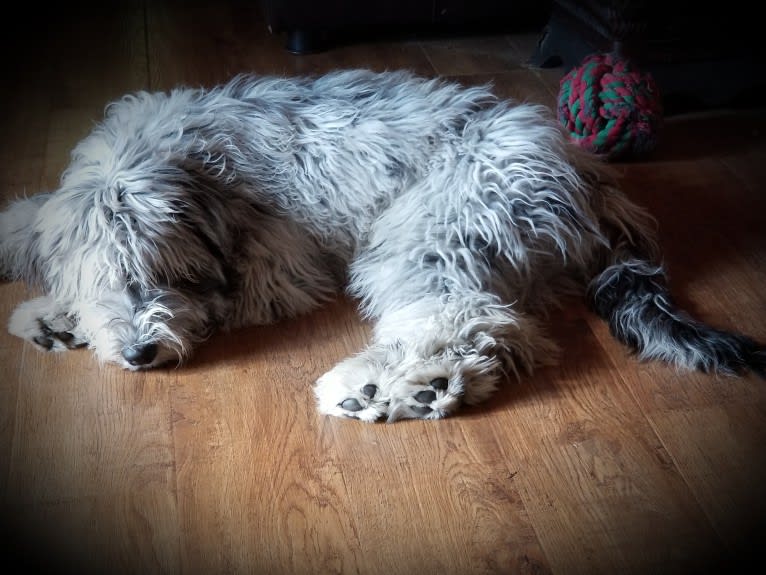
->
[0,192,49,284]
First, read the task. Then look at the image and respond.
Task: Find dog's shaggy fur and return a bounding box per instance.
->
[1,69,763,421]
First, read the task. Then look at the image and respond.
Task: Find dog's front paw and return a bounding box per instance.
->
[8,297,88,352]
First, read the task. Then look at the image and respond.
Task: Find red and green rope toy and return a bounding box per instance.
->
[557,51,663,160]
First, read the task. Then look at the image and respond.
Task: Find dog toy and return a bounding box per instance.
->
[557,49,663,160]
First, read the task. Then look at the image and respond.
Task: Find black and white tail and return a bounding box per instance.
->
[588,255,766,379]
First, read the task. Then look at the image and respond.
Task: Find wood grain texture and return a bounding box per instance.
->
[1,2,765,574]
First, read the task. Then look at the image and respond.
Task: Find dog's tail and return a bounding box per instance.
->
[586,193,765,379]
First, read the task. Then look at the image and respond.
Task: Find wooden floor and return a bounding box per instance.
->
[2,1,765,573]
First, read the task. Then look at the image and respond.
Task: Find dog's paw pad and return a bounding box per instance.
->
[36,321,87,351]
[338,397,365,412]
[387,377,462,422]
[429,377,448,390]
[362,383,378,398]
[340,398,363,412]
[337,383,379,411]
[414,389,436,403]
[315,363,390,423]
[334,383,385,420]
[33,334,54,350]
[54,331,75,344]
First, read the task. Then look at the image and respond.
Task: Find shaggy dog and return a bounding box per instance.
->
[1,69,763,422]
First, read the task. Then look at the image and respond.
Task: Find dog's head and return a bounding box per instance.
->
[27,89,251,370]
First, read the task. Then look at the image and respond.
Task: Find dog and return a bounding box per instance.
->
[1,69,763,422]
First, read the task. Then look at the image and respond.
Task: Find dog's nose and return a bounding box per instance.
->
[122,343,158,366]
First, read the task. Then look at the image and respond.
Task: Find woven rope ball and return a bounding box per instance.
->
[557,50,663,160]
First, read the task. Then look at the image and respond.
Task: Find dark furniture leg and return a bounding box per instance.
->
[284,29,328,54]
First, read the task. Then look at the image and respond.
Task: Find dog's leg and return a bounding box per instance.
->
[8,295,89,352]
[315,292,558,422]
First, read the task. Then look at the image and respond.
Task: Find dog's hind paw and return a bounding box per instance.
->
[315,343,501,422]
[8,297,88,352]
[315,353,391,422]
[383,344,502,421]
[385,375,461,422]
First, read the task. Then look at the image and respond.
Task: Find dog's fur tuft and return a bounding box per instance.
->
[1,69,763,421]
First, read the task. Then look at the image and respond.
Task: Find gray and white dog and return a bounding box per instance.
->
[1,69,763,421]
